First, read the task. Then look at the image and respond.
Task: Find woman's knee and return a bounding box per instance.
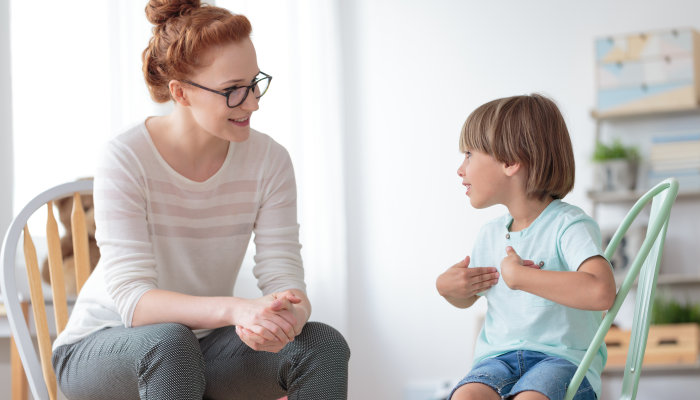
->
[296,322,350,362]
[139,323,204,371]
[136,324,205,398]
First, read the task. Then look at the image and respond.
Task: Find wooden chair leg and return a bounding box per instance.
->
[10,301,30,400]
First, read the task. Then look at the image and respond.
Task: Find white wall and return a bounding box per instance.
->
[0,1,14,398]
[339,1,700,399]
[0,0,12,237]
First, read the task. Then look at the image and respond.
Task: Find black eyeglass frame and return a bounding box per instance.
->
[182,71,272,108]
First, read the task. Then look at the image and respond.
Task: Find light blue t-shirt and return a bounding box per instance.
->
[471,199,610,398]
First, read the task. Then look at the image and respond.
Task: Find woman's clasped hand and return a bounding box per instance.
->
[234,290,306,352]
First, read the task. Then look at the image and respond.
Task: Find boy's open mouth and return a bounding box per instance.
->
[464,183,472,194]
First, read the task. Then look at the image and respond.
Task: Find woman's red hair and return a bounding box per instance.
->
[142,0,252,103]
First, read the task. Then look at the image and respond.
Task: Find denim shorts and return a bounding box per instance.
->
[449,351,596,400]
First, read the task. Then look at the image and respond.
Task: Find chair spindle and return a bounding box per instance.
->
[23,226,58,400]
[71,193,91,294]
[46,201,69,335]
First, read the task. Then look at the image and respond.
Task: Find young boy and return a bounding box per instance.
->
[436,94,616,400]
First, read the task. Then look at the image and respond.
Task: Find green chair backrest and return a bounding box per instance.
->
[564,178,679,400]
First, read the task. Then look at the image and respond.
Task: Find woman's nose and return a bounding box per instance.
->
[240,90,260,112]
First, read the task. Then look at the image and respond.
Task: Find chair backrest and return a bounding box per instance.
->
[563,178,679,400]
[1,180,94,400]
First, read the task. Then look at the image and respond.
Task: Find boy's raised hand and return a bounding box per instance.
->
[436,256,500,299]
[500,246,540,288]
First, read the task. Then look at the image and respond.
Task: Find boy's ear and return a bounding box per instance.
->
[502,161,521,177]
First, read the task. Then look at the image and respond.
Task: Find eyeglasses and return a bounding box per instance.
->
[183,71,272,108]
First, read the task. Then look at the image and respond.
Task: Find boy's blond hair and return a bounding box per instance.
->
[460,93,575,201]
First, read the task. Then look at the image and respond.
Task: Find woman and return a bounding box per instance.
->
[51,1,350,399]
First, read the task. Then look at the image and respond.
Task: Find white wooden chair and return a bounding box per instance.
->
[1,180,94,400]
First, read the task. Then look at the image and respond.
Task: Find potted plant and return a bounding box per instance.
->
[652,296,700,325]
[592,139,639,191]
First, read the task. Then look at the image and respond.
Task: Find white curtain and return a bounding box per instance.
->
[218,0,349,337]
[108,0,174,135]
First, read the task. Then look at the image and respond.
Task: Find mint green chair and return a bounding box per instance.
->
[564,178,679,400]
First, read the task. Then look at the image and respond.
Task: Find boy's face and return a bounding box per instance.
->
[457,149,509,209]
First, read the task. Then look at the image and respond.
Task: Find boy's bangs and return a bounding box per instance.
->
[459,103,496,155]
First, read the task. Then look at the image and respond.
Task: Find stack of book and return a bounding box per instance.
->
[648,133,700,191]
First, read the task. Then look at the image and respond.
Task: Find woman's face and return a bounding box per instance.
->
[183,38,260,142]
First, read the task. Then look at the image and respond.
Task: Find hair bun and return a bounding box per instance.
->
[145,0,201,25]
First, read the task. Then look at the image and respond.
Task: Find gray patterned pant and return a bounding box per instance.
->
[52,322,350,400]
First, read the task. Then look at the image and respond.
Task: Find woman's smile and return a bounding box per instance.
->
[229,115,250,126]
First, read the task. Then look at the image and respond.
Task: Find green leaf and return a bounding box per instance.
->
[592,139,639,162]
[651,295,700,325]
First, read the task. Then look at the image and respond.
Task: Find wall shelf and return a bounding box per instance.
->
[591,106,700,121]
[615,273,700,288]
[588,189,700,204]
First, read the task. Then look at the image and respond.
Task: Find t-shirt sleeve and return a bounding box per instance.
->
[252,141,306,295]
[557,215,609,272]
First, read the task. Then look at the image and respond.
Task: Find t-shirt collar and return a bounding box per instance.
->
[505,199,561,237]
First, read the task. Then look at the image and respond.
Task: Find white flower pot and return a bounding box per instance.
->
[593,159,638,191]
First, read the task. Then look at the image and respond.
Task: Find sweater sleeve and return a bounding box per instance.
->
[252,140,306,295]
[94,142,158,328]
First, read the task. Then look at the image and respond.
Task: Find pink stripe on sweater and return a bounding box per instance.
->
[149,223,254,239]
[150,201,257,219]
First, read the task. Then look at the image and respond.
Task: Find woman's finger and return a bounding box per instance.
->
[271,306,298,330]
[240,326,271,345]
[237,327,285,352]
[276,290,303,304]
[269,297,294,312]
[249,323,283,342]
[258,319,292,342]
[269,313,297,339]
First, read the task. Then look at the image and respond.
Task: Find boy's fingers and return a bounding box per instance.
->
[472,273,499,286]
[506,246,517,256]
[455,255,470,268]
[523,259,535,266]
[468,267,498,276]
[472,279,497,293]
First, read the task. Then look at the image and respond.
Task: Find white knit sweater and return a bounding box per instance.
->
[53,120,306,350]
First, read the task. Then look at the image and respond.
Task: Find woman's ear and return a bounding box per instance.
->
[169,80,191,107]
[503,161,522,177]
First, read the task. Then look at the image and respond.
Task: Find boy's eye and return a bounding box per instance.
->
[466,151,472,158]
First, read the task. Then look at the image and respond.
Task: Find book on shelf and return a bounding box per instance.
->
[650,160,700,172]
[651,133,700,144]
[648,133,700,190]
[650,146,700,160]
[647,170,700,191]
